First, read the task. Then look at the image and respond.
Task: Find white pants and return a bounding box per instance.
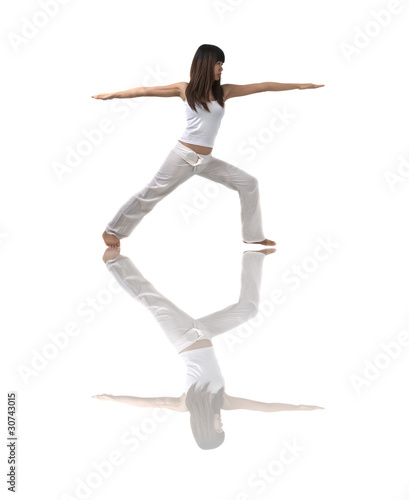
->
[106,141,265,243]
[105,251,266,353]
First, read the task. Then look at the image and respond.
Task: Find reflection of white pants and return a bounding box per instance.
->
[105,251,266,353]
[106,141,265,243]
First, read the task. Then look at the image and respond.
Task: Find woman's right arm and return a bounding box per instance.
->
[92,394,187,411]
[92,82,186,100]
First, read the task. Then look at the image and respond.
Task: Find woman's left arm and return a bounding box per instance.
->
[268,82,325,91]
[223,82,324,100]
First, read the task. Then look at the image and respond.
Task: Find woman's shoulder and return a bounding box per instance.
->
[221,84,231,100]
[178,82,189,101]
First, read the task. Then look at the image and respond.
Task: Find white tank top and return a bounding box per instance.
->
[179,99,225,148]
[179,347,225,393]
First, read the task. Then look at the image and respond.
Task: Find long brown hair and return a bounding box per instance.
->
[185,381,225,450]
[185,44,225,113]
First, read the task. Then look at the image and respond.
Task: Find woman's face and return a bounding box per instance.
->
[214,61,223,81]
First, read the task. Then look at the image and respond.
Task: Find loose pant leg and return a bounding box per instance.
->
[196,156,265,243]
[105,147,196,239]
[194,251,265,337]
[105,254,197,352]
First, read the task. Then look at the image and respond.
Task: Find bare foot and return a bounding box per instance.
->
[243,238,276,246]
[102,247,120,263]
[102,231,120,248]
[243,248,276,255]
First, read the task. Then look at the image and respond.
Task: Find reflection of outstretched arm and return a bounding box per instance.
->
[222,394,324,412]
[92,394,187,412]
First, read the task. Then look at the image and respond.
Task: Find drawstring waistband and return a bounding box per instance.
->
[173,141,212,167]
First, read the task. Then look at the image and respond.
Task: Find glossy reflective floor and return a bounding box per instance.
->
[92,248,323,450]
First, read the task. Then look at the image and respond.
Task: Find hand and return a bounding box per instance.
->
[91,93,113,100]
[297,84,325,90]
[298,404,325,411]
[92,394,114,401]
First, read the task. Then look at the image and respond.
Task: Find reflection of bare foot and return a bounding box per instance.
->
[243,238,276,246]
[243,248,276,255]
[103,247,120,263]
[102,231,120,248]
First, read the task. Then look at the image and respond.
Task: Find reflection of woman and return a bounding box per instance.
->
[92,44,323,249]
[92,248,324,450]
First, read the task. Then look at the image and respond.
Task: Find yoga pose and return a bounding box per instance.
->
[92,247,324,450]
[92,44,324,248]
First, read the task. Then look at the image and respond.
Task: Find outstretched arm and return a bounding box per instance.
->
[222,394,324,412]
[223,82,324,100]
[92,394,187,412]
[92,82,186,100]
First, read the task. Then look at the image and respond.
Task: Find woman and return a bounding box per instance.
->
[92,44,324,248]
[92,247,324,450]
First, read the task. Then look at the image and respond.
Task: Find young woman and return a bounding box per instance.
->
[92,44,324,248]
[92,247,324,450]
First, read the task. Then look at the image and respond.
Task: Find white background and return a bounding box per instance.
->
[2,0,409,499]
